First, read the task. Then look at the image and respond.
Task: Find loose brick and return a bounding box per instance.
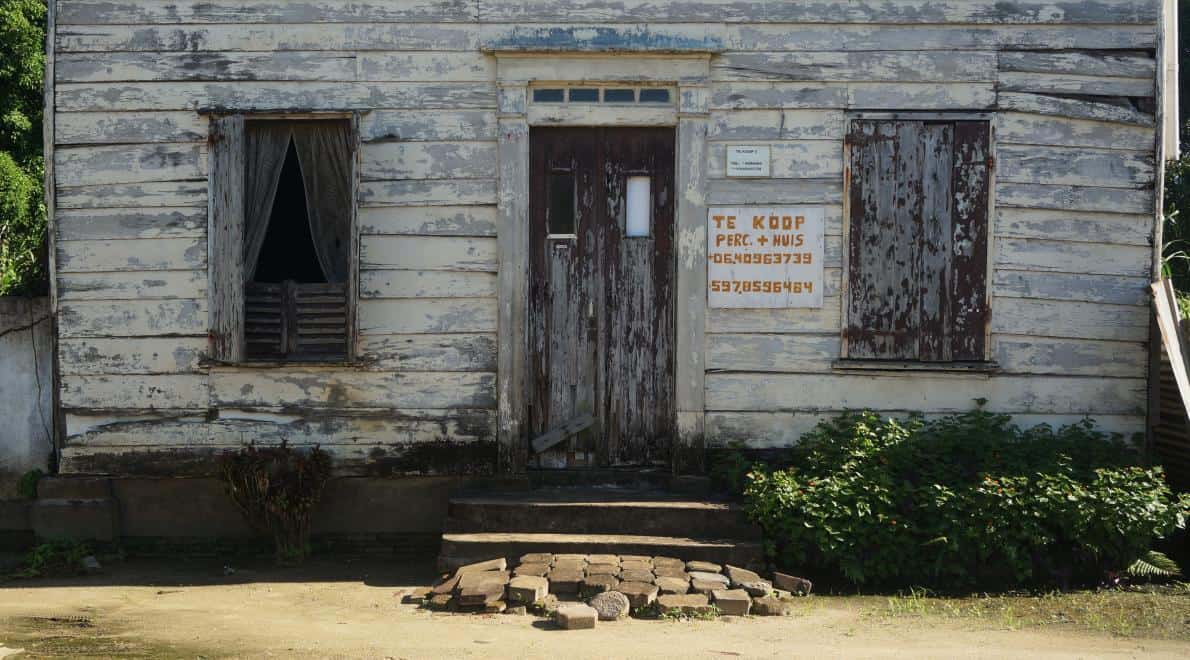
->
[688,571,729,586]
[686,560,722,573]
[751,596,794,616]
[587,554,620,565]
[619,569,655,584]
[554,553,590,563]
[507,576,549,604]
[655,576,690,595]
[651,556,684,569]
[520,553,553,565]
[690,579,724,595]
[711,588,752,616]
[456,558,507,575]
[457,570,509,590]
[586,563,619,576]
[617,581,659,609]
[724,565,763,587]
[652,565,689,580]
[619,554,651,562]
[513,563,550,578]
[739,580,772,597]
[656,593,713,616]
[548,569,584,594]
[551,560,587,573]
[773,572,814,595]
[555,604,598,630]
[457,581,505,606]
[580,574,620,597]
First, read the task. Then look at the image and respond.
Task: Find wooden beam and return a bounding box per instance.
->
[531,413,595,454]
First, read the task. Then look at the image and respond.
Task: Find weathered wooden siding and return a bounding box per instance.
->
[50,0,1161,473]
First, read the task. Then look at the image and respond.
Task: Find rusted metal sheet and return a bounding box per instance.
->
[845,118,989,361]
[528,127,676,468]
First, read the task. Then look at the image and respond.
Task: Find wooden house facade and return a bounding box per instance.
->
[45,0,1176,498]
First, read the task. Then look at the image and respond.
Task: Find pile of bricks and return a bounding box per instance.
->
[423,554,812,629]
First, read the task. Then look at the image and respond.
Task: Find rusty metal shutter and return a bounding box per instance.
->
[845,118,989,362]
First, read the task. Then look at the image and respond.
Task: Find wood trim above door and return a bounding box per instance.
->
[494,53,711,475]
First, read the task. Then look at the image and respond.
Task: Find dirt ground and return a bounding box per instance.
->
[0,558,1188,659]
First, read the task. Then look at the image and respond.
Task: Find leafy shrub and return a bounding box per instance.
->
[743,410,1190,590]
[16,540,91,578]
[218,442,332,565]
[16,467,42,499]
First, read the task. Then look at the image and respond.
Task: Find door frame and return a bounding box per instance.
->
[491,53,712,475]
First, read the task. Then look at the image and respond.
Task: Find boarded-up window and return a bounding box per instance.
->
[844,119,990,362]
[209,116,356,363]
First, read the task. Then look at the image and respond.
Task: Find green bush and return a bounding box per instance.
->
[16,540,91,578]
[15,467,43,499]
[743,411,1190,589]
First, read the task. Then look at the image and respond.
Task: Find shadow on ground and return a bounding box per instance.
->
[0,555,442,590]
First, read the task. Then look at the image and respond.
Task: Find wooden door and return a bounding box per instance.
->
[529,127,676,468]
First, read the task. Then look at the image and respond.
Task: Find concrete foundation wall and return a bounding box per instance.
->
[0,297,53,495]
[28,475,471,552]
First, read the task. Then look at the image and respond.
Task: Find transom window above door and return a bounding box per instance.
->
[531,86,674,105]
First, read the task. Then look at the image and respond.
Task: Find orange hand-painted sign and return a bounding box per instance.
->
[707,206,825,308]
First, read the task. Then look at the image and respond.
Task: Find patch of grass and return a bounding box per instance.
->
[0,612,222,658]
[872,584,1190,640]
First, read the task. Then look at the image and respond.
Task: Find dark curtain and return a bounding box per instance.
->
[243,122,293,282]
[292,121,353,284]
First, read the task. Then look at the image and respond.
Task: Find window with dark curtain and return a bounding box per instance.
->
[242,119,353,362]
[252,140,326,283]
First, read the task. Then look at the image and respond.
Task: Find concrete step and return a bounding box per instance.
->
[528,469,704,492]
[438,532,764,572]
[446,491,760,540]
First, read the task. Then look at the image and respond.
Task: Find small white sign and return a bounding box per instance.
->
[707,206,825,309]
[726,145,771,178]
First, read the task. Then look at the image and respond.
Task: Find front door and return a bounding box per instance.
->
[528,127,676,468]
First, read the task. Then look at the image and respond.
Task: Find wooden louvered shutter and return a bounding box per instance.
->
[209,115,246,362]
[244,281,348,360]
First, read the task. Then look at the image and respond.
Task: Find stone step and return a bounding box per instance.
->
[438,532,764,572]
[446,492,760,540]
[528,469,709,493]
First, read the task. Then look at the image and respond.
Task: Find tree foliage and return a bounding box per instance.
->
[0,0,47,296]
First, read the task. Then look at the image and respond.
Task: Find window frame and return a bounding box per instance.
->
[838,111,996,370]
[207,111,361,366]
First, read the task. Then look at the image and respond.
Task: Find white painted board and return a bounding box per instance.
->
[707,206,825,308]
[726,145,770,177]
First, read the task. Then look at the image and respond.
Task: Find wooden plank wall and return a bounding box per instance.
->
[51,0,1161,473]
